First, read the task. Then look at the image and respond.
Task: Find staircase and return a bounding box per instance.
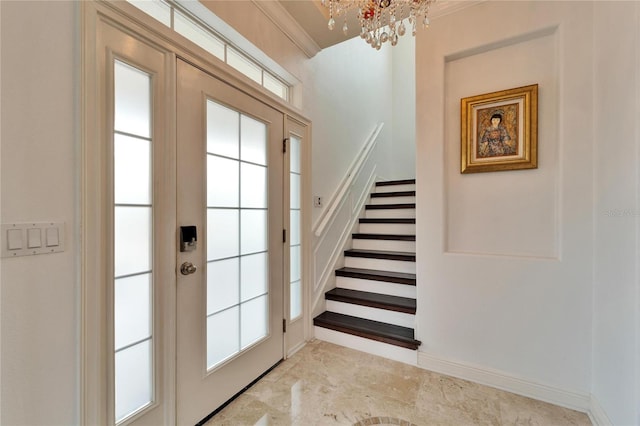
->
[313,179,421,364]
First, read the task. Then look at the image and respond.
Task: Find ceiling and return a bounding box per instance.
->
[273,0,483,52]
[277,0,361,49]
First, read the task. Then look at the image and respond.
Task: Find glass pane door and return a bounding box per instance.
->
[176,58,284,426]
[206,101,269,369]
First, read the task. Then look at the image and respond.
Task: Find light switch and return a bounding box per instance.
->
[2,222,64,258]
[27,228,42,248]
[7,229,23,250]
[46,227,59,247]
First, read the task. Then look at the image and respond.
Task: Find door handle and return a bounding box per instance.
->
[180,262,197,275]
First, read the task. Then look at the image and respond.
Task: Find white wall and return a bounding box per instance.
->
[416,0,594,398]
[1,1,79,425]
[592,2,640,425]
[391,34,416,181]
[306,37,394,226]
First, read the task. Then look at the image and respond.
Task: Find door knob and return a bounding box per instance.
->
[180,262,197,275]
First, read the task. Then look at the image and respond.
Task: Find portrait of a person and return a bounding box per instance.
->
[478,112,515,158]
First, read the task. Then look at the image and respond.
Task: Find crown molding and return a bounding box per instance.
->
[429,0,487,19]
[251,0,322,58]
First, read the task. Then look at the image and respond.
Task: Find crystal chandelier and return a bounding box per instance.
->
[322,0,435,49]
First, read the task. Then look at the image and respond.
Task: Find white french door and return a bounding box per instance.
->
[86,5,303,425]
[175,59,285,425]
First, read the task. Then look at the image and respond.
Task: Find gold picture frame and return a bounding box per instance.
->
[461,84,538,174]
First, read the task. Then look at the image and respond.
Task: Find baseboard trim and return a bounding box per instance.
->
[588,394,613,426]
[286,340,307,358]
[417,352,591,413]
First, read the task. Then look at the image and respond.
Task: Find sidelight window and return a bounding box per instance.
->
[113,60,154,423]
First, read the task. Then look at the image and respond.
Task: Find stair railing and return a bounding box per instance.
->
[311,122,384,317]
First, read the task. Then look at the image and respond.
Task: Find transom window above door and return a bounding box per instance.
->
[127,0,291,101]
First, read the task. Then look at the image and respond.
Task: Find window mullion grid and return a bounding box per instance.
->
[139,0,291,100]
[237,112,242,354]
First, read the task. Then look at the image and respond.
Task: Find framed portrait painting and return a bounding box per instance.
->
[460,84,538,174]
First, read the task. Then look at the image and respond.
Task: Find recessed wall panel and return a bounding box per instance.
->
[444,32,558,258]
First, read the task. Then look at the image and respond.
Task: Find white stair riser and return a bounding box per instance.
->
[359,223,416,235]
[370,196,415,205]
[336,276,416,298]
[352,239,415,252]
[326,300,415,328]
[365,209,416,219]
[314,327,418,366]
[375,184,415,194]
[345,257,416,274]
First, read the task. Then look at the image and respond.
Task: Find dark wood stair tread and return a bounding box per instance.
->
[375,179,416,186]
[365,203,415,210]
[345,249,415,262]
[325,288,416,314]
[353,233,415,241]
[313,311,421,350]
[336,267,416,285]
[371,191,416,198]
[359,218,416,224]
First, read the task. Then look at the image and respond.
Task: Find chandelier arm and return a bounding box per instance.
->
[323,0,435,48]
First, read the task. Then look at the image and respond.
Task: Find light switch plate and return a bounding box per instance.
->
[2,222,65,258]
[7,229,23,250]
[27,228,42,248]
[45,227,60,247]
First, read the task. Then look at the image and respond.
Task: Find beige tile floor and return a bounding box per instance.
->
[206,340,592,426]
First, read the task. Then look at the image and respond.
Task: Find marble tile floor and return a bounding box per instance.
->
[205,340,591,426]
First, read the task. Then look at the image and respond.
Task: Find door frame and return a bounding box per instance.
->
[81,2,311,424]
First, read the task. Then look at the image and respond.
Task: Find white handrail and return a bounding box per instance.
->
[313,123,384,237]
